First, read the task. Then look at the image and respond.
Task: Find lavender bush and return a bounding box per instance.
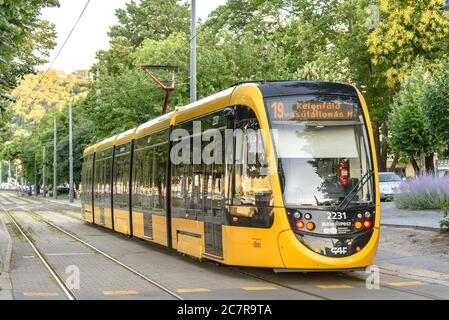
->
[395,175,449,210]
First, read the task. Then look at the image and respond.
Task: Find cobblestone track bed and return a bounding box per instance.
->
[3,192,448,300]
[1,202,180,300]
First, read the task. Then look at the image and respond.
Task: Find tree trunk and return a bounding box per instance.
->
[425,154,435,174]
[389,153,400,172]
[410,158,420,176]
[379,124,389,172]
[373,123,382,171]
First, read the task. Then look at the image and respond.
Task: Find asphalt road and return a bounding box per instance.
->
[0,191,448,300]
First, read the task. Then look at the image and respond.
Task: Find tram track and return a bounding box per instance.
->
[4,193,446,300]
[0,202,77,300]
[0,199,183,300]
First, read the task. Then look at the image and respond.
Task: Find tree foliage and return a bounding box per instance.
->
[4,0,449,186]
[0,0,58,93]
[423,61,449,154]
[389,65,440,174]
[108,0,190,47]
[367,0,449,88]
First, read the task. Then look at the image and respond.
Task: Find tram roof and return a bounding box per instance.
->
[135,111,174,139]
[83,81,359,156]
[83,144,96,157]
[115,128,136,146]
[96,135,116,153]
[232,80,358,98]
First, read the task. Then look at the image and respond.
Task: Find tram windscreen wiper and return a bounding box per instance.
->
[337,170,374,212]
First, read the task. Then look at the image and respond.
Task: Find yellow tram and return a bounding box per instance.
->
[81,81,380,271]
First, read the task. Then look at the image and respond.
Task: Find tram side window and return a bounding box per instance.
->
[229,106,274,228]
[94,155,104,206]
[81,159,86,203]
[98,149,113,208]
[113,142,131,210]
[82,155,94,204]
[132,130,168,213]
[171,110,226,219]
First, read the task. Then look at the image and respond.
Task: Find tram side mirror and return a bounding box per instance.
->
[223,107,236,120]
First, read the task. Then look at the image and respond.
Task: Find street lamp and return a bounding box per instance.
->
[442,0,449,20]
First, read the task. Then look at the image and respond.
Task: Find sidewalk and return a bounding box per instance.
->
[0,212,13,299]
[380,202,444,230]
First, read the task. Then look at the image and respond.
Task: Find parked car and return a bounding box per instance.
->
[379,172,403,201]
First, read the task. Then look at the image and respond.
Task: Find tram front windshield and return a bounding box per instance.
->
[265,95,374,209]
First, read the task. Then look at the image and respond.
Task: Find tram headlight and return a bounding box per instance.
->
[293,211,302,219]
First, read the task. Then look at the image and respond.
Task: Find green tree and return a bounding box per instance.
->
[389,65,441,174]
[10,70,89,128]
[367,0,449,89]
[423,61,449,157]
[108,0,190,47]
[0,0,58,94]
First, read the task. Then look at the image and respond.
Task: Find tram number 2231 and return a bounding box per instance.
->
[327,212,347,220]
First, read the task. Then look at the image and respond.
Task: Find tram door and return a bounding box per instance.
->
[204,163,224,258]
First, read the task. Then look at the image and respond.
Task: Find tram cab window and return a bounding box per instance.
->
[113,142,131,210]
[227,106,274,228]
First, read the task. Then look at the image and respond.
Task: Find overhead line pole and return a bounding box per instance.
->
[43,147,46,198]
[69,101,74,203]
[190,0,197,103]
[34,159,38,195]
[53,114,57,199]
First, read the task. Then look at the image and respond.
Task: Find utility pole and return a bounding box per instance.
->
[34,159,38,195]
[96,68,100,105]
[190,0,197,103]
[69,102,74,203]
[42,147,46,198]
[8,161,11,187]
[0,161,2,186]
[53,114,57,199]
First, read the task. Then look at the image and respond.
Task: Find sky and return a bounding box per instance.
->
[39,0,226,73]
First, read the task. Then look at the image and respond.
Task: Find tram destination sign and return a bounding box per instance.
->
[270,100,357,121]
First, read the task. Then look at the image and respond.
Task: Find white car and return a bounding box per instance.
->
[379,172,403,201]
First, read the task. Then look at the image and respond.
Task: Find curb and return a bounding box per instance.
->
[381,223,442,233]
[35,196,82,209]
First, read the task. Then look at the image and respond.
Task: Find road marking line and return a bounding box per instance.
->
[316,284,354,289]
[386,281,426,287]
[45,252,94,256]
[103,290,139,296]
[176,288,211,293]
[22,255,35,259]
[23,292,59,297]
[240,286,278,291]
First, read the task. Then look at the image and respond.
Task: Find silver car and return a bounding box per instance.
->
[379,172,403,201]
